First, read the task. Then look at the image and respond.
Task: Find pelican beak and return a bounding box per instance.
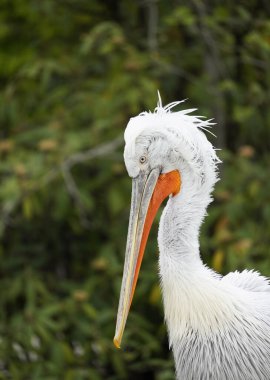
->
[113,168,181,348]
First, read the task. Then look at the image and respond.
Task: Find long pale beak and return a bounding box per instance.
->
[113,168,181,348]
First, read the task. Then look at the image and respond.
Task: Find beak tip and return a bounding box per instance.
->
[113,336,121,349]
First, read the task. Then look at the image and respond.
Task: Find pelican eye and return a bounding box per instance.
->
[139,155,147,164]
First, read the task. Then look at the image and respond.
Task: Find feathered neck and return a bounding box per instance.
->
[158,190,204,264]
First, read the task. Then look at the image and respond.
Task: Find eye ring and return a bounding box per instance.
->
[139,155,147,164]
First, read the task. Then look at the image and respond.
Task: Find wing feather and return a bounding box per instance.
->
[221,269,270,292]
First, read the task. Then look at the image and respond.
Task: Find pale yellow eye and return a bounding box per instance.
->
[139,155,147,164]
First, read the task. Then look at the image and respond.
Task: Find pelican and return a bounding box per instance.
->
[113,98,270,380]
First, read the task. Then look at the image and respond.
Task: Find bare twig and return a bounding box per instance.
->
[61,162,91,227]
[60,136,123,227]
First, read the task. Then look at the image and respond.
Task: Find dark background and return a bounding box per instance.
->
[0,1,270,379]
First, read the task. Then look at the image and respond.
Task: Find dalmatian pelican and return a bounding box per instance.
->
[113,97,270,380]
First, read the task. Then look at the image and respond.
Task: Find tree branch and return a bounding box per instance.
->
[192,0,227,150]
[1,136,123,232]
[63,136,122,169]
[145,0,159,52]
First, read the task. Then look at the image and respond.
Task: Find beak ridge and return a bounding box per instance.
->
[114,168,160,348]
[114,168,181,348]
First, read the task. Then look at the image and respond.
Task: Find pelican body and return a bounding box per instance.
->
[114,100,270,380]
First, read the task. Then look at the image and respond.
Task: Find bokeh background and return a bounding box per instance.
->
[0,1,270,379]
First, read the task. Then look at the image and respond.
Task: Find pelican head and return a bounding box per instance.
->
[114,99,220,348]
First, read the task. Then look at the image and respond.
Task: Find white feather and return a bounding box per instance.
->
[222,270,270,292]
[123,99,270,380]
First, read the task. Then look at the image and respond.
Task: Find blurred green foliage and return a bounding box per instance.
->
[0,1,270,379]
